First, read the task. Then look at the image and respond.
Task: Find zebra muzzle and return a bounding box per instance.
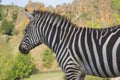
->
[19,45,29,54]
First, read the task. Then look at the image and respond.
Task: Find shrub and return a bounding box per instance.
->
[0,19,14,35]
[8,53,35,80]
[12,10,18,22]
[112,0,120,13]
[0,37,13,80]
[41,49,56,68]
[86,21,100,28]
[12,28,19,35]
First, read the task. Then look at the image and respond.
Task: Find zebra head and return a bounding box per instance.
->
[19,9,43,54]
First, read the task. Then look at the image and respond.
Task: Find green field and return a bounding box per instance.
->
[24,72,109,80]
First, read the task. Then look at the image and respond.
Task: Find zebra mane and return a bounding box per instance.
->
[32,10,120,32]
[33,10,70,21]
[32,10,77,28]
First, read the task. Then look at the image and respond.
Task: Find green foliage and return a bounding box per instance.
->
[41,49,56,68]
[0,37,13,80]
[113,13,120,25]
[12,28,19,35]
[12,11,18,22]
[8,53,35,80]
[0,19,14,35]
[86,21,100,28]
[112,0,120,13]
[0,6,2,20]
[0,36,35,80]
[80,12,88,19]
[12,7,19,22]
[0,6,8,20]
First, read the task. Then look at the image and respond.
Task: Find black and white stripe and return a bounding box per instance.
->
[19,9,120,80]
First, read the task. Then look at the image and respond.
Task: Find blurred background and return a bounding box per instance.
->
[0,0,120,80]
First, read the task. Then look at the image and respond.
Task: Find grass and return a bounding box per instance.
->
[24,71,110,80]
[24,71,65,80]
[85,76,109,80]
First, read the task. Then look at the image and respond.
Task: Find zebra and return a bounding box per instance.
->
[19,9,120,80]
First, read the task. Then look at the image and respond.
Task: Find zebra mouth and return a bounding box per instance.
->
[19,46,30,54]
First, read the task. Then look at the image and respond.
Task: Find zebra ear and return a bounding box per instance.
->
[25,9,34,20]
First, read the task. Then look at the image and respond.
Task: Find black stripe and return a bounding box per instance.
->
[96,30,109,77]
[74,28,83,62]
[108,30,120,76]
[43,13,52,35]
[57,26,73,62]
[69,28,80,64]
[88,29,101,76]
[117,44,120,72]
[81,28,95,75]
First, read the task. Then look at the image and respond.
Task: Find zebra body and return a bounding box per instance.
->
[19,9,120,80]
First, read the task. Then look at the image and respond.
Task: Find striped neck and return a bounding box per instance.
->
[36,11,76,52]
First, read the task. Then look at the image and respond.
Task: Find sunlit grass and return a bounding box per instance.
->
[85,75,109,80]
[24,71,110,80]
[24,71,65,80]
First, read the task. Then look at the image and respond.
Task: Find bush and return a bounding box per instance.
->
[41,49,56,68]
[12,28,19,35]
[0,19,14,35]
[8,53,35,80]
[86,21,100,28]
[0,37,13,80]
[12,10,18,22]
[112,0,120,13]
[0,36,35,80]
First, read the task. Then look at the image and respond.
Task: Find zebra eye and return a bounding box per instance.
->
[25,28,28,32]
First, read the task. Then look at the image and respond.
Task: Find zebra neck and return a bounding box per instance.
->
[43,20,76,52]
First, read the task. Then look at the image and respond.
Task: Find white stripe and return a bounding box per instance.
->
[42,13,50,36]
[56,21,71,53]
[78,28,92,75]
[57,26,74,61]
[60,49,68,70]
[45,15,52,37]
[36,15,45,41]
[51,28,58,48]
[96,30,99,40]
[112,37,120,76]
[53,16,59,26]
[51,17,62,48]
[48,24,54,44]
[56,26,72,61]
[61,21,69,41]
[91,30,106,77]
[59,19,66,40]
[60,20,66,41]
[71,28,86,74]
[85,29,99,76]
[99,29,108,45]
[72,29,81,65]
[102,30,119,77]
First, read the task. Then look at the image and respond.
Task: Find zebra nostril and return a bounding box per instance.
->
[19,45,29,54]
